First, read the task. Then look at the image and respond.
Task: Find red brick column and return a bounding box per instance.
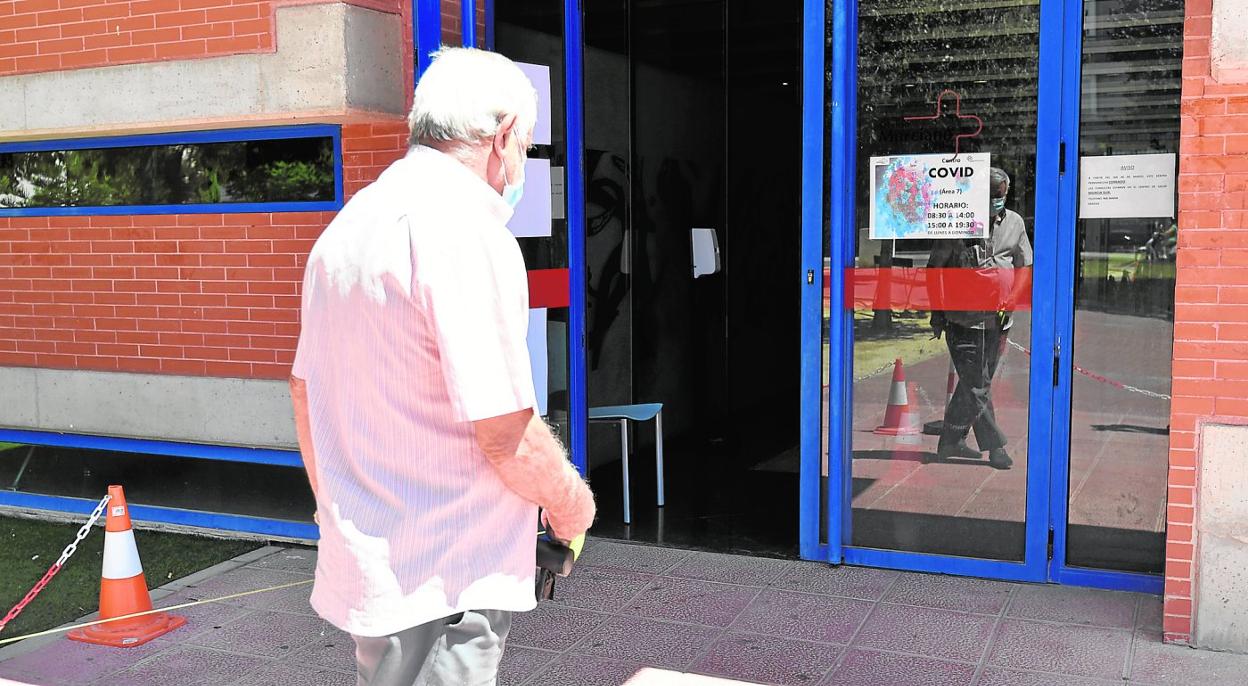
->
[1167,0,1248,645]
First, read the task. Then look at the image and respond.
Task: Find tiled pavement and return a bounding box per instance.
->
[3,540,1248,685]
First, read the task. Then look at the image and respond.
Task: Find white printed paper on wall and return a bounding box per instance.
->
[1079,153,1176,219]
[551,166,565,220]
[507,158,552,238]
[869,153,991,240]
[528,307,548,417]
[516,62,552,146]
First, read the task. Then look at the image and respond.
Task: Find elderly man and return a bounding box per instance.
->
[289,48,596,686]
[928,167,1033,470]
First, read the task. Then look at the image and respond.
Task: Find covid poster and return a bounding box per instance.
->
[869,153,991,240]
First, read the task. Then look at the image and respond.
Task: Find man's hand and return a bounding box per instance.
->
[930,312,946,340]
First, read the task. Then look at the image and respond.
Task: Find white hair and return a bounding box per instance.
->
[408,47,538,150]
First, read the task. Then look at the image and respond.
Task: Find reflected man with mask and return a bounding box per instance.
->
[928,167,1033,469]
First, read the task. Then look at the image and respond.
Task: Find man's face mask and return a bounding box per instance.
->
[500,134,526,208]
[991,196,1006,215]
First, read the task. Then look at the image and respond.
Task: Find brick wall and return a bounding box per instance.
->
[0,0,405,76]
[0,120,409,380]
[1167,0,1248,645]
[438,0,485,48]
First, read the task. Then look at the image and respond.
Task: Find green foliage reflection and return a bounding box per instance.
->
[0,137,334,209]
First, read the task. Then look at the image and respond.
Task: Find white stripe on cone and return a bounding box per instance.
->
[887,381,908,406]
[101,529,144,580]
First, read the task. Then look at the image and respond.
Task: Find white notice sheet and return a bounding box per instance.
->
[527,307,548,417]
[507,158,552,238]
[1079,153,1176,219]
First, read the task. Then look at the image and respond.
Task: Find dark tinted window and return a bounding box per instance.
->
[0,134,335,210]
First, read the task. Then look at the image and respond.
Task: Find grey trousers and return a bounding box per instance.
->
[352,610,512,686]
[940,321,1010,451]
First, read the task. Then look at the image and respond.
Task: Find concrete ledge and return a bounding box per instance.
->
[1213,0,1248,84]
[0,367,297,449]
[0,3,405,141]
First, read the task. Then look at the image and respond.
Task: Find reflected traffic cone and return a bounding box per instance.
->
[68,485,186,647]
[896,382,926,445]
[923,359,957,435]
[874,359,920,436]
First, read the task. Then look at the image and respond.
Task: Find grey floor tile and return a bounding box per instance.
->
[1007,585,1138,629]
[526,653,648,686]
[823,648,976,686]
[665,551,792,586]
[187,610,328,659]
[508,603,611,651]
[691,632,842,686]
[771,562,898,601]
[625,577,761,627]
[989,619,1132,680]
[577,541,693,574]
[1136,597,1164,633]
[976,667,1125,686]
[1129,631,1248,685]
[572,615,720,670]
[498,646,559,686]
[244,581,319,615]
[731,589,872,645]
[232,662,354,686]
[153,592,255,637]
[289,627,357,674]
[0,636,170,686]
[182,566,313,608]
[883,572,1014,615]
[104,645,271,686]
[552,564,654,612]
[246,548,318,574]
[852,603,995,663]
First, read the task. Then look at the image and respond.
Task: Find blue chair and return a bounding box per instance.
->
[587,403,664,524]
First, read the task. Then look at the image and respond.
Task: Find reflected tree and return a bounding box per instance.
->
[0,137,334,209]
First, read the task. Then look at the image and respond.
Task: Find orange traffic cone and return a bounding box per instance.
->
[875,359,921,436]
[68,485,185,647]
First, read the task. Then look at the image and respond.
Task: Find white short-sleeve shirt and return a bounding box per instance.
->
[292,146,538,637]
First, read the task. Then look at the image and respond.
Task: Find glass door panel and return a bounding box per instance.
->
[846,0,1041,561]
[1065,0,1182,575]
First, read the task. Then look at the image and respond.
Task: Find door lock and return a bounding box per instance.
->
[807,269,815,285]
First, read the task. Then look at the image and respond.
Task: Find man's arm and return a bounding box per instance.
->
[1004,221,1035,309]
[289,375,319,497]
[473,408,595,541]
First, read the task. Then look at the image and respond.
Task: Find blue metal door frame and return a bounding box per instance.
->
[479,0,589,475]
[801,0,1162,593]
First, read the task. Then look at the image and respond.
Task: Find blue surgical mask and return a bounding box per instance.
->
[991,197,1006,214]
[501,149,526,208]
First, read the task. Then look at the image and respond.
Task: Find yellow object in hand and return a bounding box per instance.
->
[569,534,586,560]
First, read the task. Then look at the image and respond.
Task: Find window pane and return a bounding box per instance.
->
[0,136,335,209]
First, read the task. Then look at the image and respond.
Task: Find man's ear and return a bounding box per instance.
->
[493,113,519,158]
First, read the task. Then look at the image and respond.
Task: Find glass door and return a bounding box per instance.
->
[806,0,1067,581]
[1048,0,1181,592]
[803,0,1177,589]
